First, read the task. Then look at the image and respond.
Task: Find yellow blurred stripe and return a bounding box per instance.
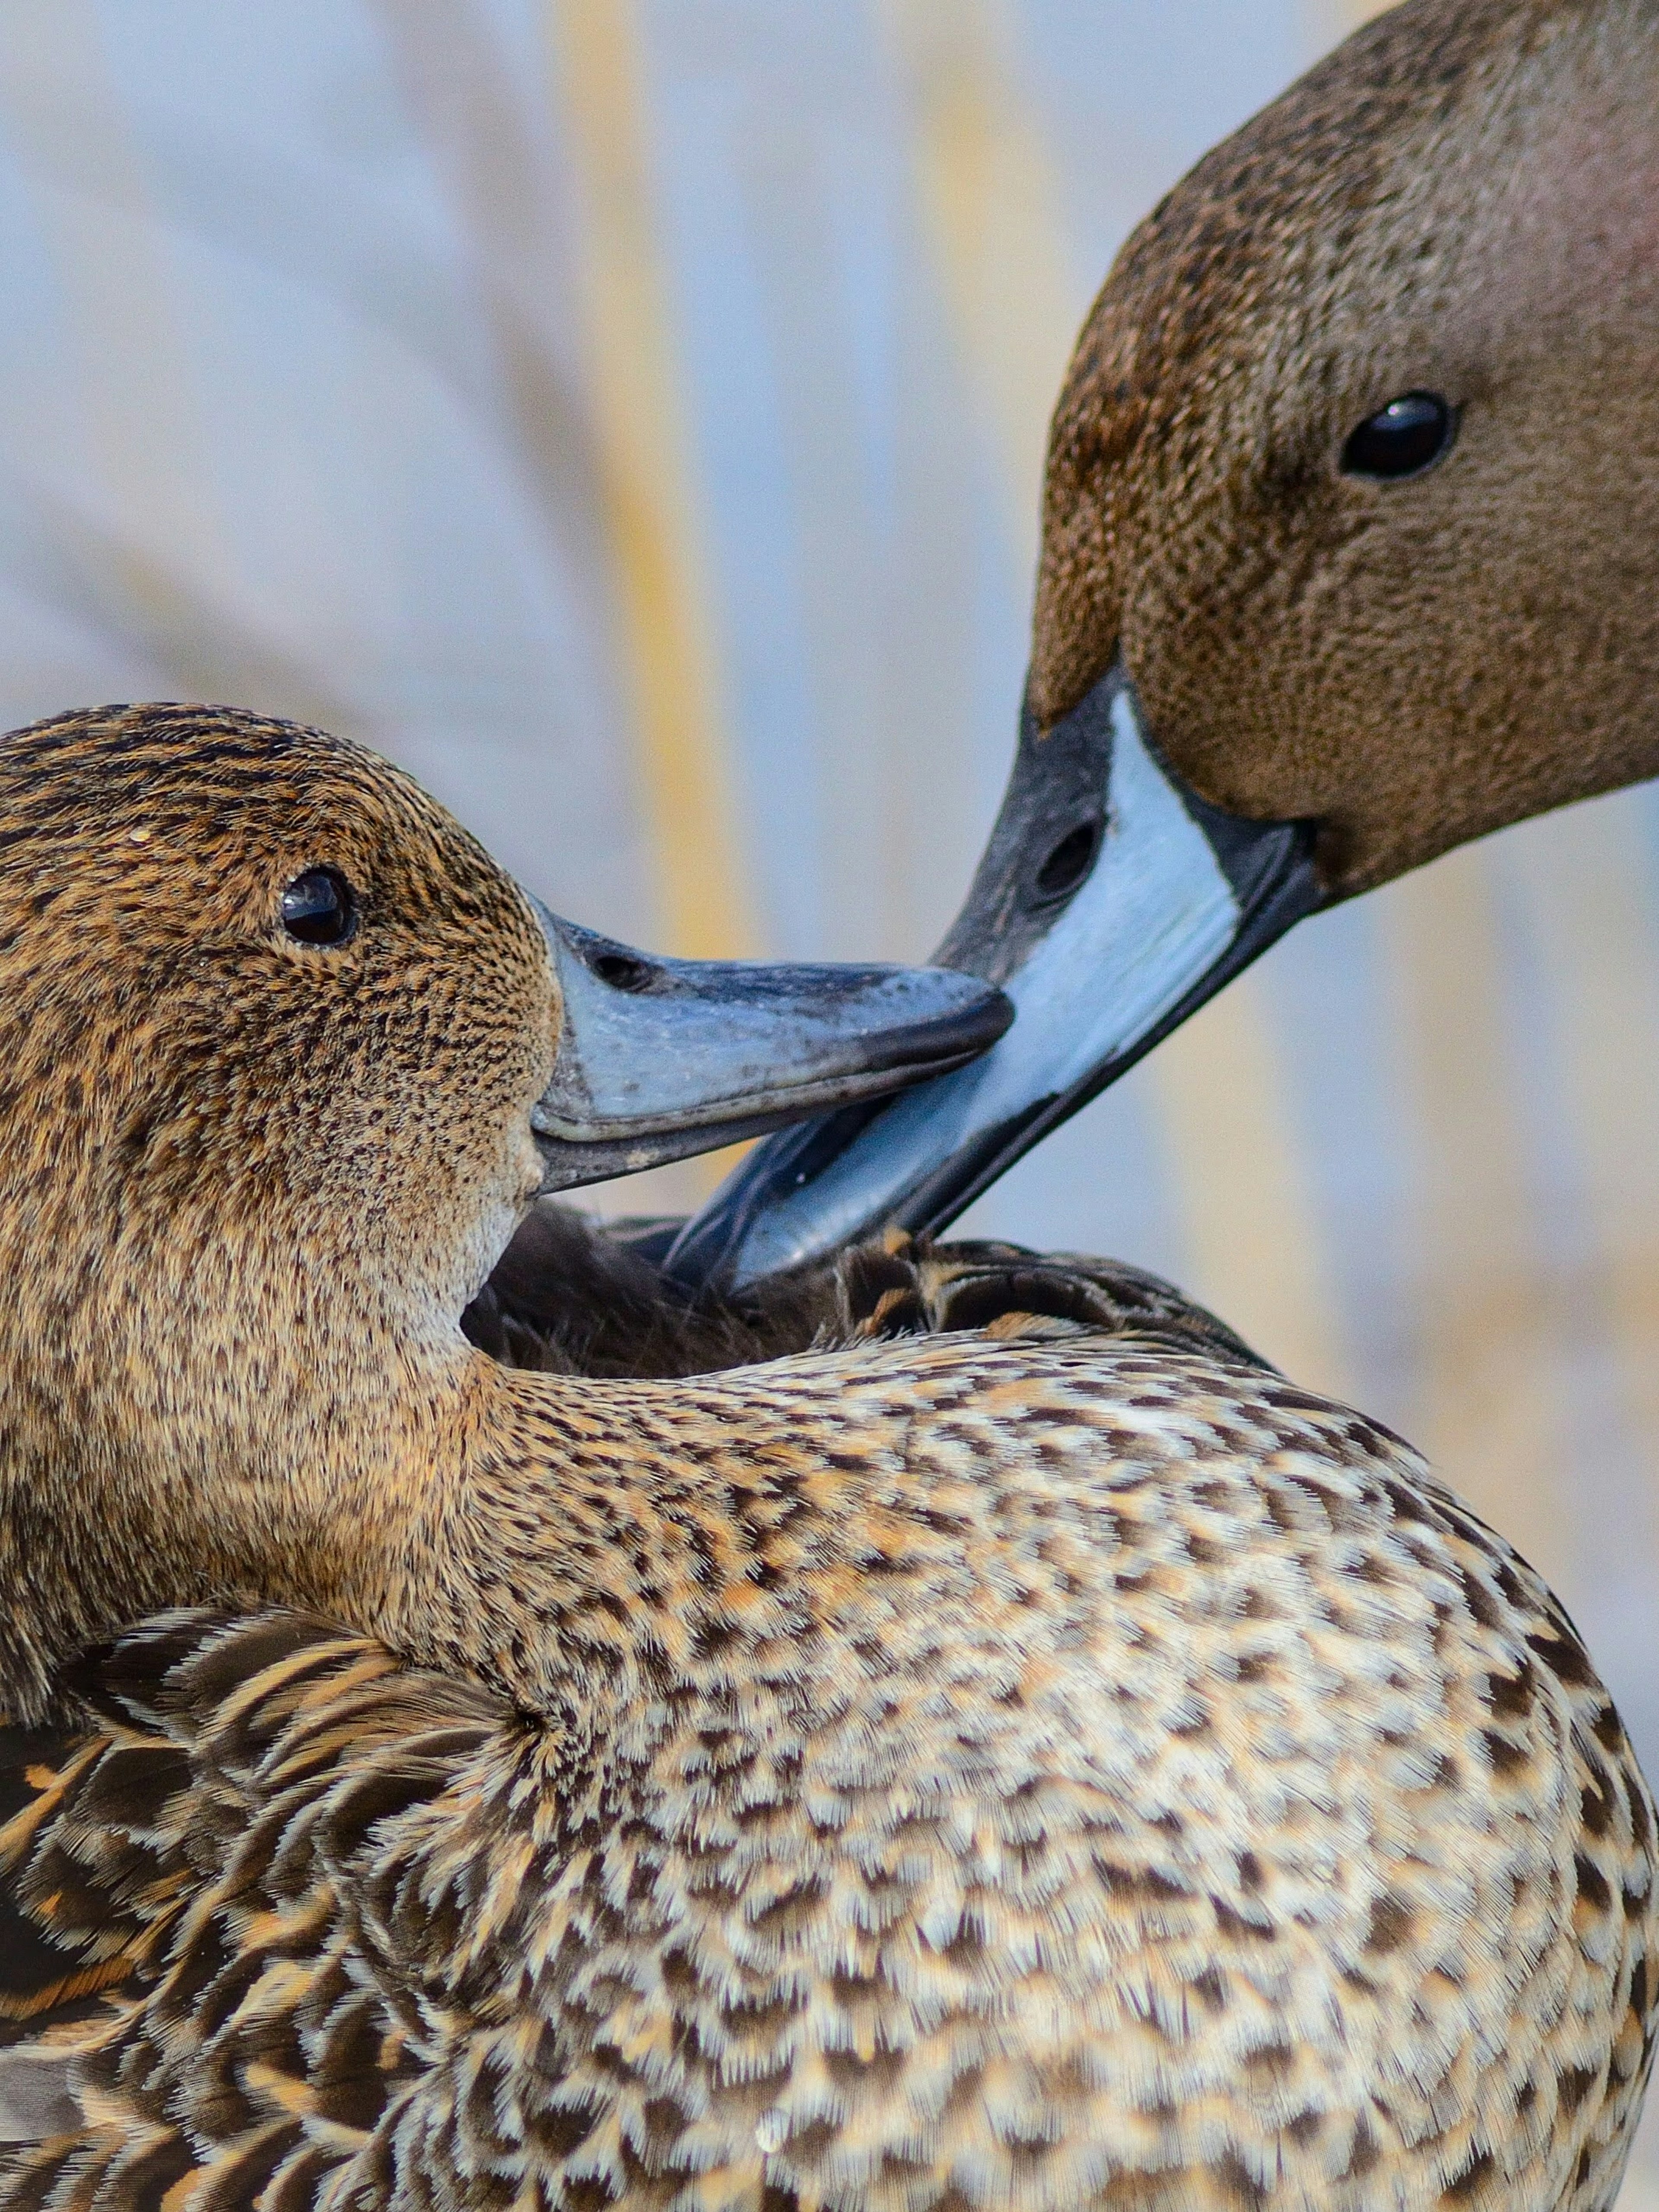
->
[1150,979,1351,1397]
[1506,801,1659,1556]
[547,0,755,962]
[1379,849,1566,1575]
[1307,0,1396,45]
[881,0,1073,577]
[886,0,1351,1389]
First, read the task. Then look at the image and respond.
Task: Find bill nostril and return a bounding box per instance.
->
[590,950,658,993]
[1033,817,1104,903]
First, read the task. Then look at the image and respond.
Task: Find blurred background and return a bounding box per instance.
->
[0,2,1655,2183]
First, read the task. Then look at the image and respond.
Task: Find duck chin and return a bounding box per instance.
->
[459,1188,538,1316]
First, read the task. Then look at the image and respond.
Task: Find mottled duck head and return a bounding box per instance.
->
[0,702,1008,1711]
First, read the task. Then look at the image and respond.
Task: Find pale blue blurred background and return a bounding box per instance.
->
[0,3,1656,2184]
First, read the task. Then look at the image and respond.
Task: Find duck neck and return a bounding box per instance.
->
[327,1354,798,1723]
[0,1288,799,1727]
[0,1209,481,1720]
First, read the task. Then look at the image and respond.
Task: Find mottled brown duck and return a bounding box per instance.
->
[6,0,1659,2204]
[0,697,1648,2212]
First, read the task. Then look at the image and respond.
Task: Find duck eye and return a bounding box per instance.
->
[280,867,357,948]
[1340,391,1455,480]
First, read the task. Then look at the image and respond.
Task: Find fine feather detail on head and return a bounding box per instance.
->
[1033,0,1659,895]
[0,704,557,1718]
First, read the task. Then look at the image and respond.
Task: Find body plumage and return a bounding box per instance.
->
[3,1304,1653,2211]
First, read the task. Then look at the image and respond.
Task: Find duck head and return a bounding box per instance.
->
[0,703,1008,1713]
[671,0,1659,1286]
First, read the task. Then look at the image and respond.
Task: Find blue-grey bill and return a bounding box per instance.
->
[665,662,1322,1286]
[525,899,1013,1193]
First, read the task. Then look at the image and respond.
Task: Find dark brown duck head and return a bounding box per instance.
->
[0,703,1009,1715]
[674,0,1659,1286]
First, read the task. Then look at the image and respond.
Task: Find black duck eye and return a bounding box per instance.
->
[280,867,357,948]
[1340,391,1456,481]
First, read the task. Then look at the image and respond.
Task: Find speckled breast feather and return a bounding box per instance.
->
[0,1321,1652,2212]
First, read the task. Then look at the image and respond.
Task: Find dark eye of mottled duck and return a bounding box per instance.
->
[1340,391,1456,481]
[280,867,358,948]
